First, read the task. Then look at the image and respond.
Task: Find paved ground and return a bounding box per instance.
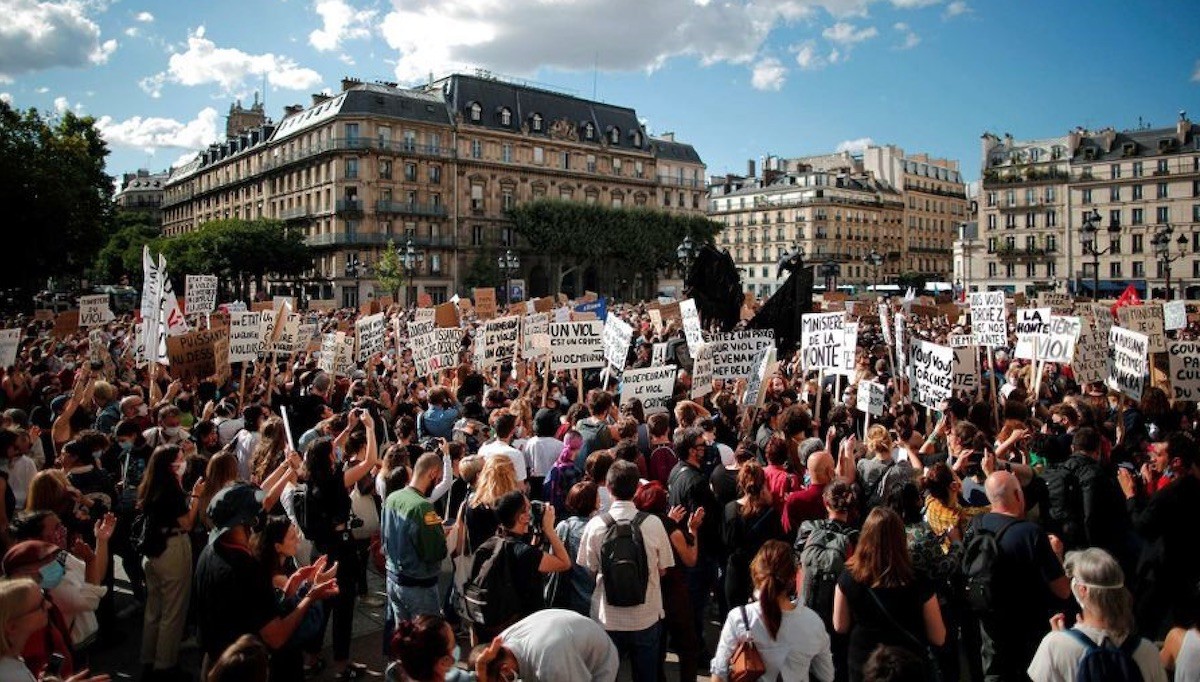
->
[89,559,719,681]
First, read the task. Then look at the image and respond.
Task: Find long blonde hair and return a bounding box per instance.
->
[251,417,288,484]
[864,424,894,458]
[471,456,519,508]
[0,577,40,657]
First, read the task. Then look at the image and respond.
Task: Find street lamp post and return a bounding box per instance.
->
[344,253,366,308]
[1151,224,1191,300]
[863,248,884,297]
[1079,209,1120,298]
[497,249,520,306]
[400,237,423,306]
[675,235,698,297]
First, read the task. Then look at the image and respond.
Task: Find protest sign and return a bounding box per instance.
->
[1164,300,1187,332]
[1168,341,1200,401]
[652,343,668,367]
[1039,316,1082,364]
[411,329,461,377]
[308,299,336,312]
[1106,326,1149,401]
[709,331,775,381]
[690,343,714,400]
[621,365,678,411]
[434,302,458,328]
[648,309,663,334]
[659,301,681,325]
[554,306,572,323]
[521,312,550,360]
[336,333,356,375]
[680,299,703,355]
[601,313,635,373]
[549,321,605,370]
[77,295,113,328]
[1073,318,1108,385]
[474,288,497,320]
[857,380,886,417]
[879,303,893,346]
[895,313,909,375]
[318,333,339,373]
[1036,292,1074,316]
[355,313,387,362]
[229,311,265,363]
[166,329,229,382]
[1089,304,1114,345]
[841,323,859,377]
[509,279,525,302]
[969,291,1007,346]
[407,319,435,340]
[416,292,433,308]
[297,323,320,351]
[185,276,218,315]
[1014,308,1051,360]
[742,348,777,407]
[910,340,954,409]
[952,346,978,393]
[273,296,297,314]
[1117,304,1165,354]
[532,297,554,313]
[947,334,973,348]
[0,329,20,368]
[574,297,608,322]
[34,310,54,322]
[51,311,79,339]
[479,315,520,368]
[800,312,844,371]
[273,314,303,354]
[251,301,273,313]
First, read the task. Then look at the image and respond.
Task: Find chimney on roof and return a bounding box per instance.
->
[312,93,332,106]
[1178,110,1190,144]
[1100,128,1116,153]
[283,104,304,117]
[659,132,675,142]
[341,77,361,92]
[747,158,756,178]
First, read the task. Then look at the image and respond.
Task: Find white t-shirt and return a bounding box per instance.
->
[523,436,565,478]
[1027,624,1167,682]
[2,455,37,509]
[0,657,35,681]
[50,551,107,647]
[478,440,527,481]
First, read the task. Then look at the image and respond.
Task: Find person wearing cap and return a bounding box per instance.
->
[195,482,339,681]
[1,542,78,678]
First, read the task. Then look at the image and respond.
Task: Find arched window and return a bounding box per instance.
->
[499,107,512,126]
[608,126,620,145]
[631,130,643,147]
[468,102,482,122]
[583,122,595,140]
[531,113,543,132]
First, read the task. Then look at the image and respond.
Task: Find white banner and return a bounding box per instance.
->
[185,275,218,315]
[479,315,520,368]
[521,312,550,360]
[1168,341,1200,401]
[690,342,714,400]
[857,380,886,417]
[228,311,265,364]
[680,299,704,356]
[1038,316,1082,364]
[412,329,462,378]
[355,313,387,362]
[78,294,114,328]
[879,303,893,346]
[800,312,844,371]
[742,347,776,407]
[841,322,859,378]
[602,313,634,374]
[0,329,20,369]
[1106,326,1149,401]
[549,321,605,370]
[1014,308,1051,360]
[970,291,1007,347]
[910,340,954,409]
[621,365,678,411]
[1117,304,1165,354]
[1164,300,1187,332]
[709,330,775,380]
[952,346,978,393]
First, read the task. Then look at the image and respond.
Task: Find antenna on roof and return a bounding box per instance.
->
[592,51,598,100]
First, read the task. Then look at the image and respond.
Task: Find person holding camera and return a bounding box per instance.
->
[302,408,378,681]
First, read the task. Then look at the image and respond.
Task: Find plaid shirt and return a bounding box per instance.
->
[926,495,989,550]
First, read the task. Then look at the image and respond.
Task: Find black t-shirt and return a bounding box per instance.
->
[709,466,739,507]
[506,539,546,619]
[970,512,1065,633]
[307,467,351,547]
[837,571,935,682]
[145,485,188,532]
[194,540,279,662]
[288,394,327,449]
[464,504,500,554]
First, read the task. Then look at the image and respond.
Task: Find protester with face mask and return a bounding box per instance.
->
[136,444,204,681]
[387,614,473,682]
[381,452,447,637]
[142,405,190,450]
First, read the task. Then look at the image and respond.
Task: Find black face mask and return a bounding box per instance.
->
[1049,422,1066,435]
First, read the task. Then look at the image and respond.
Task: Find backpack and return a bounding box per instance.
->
[130,511,167,558]
[574,419,612,472]
[797,519,857,628]
[290,482,319,541]
[961,516,1019,612]
[1042,462,1085,548]
[599,512,650,607]
[462,535,522,627]
[1065,629,1145,682]
[866,460,899,511]
[544,461,581,517]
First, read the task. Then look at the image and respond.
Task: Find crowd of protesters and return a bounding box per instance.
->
[0,289,1196,682]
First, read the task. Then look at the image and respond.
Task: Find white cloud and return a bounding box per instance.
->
[142,26,323,97]
[53,96,68,113]
[309,0,375,52]
[35,86,49,93]
[890,0,941,7]
[822,22,878,46]
[171,150,198,168]
[0,93,11,104]
[944,1,969,18]
[792,40,828,70]
[893,22,920,49]
[835,136,874,153]
[751,57,786,91]
[0,0,119,80]
[135,11,154,22]
[96,106,221,154]
[1193,60,1200,83]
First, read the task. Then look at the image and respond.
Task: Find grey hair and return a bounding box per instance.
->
[1064,548,1135,640]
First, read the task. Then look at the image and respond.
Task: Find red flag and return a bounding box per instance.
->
[1110,284,1141,318]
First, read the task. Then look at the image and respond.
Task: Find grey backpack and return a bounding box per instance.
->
[797,519,857,630]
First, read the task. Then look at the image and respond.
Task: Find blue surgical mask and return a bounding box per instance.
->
[120,440,134,453]
[449,644,461,663]
[39,559,65,590]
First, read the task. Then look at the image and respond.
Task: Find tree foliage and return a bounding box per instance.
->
[373,240,405,301]
[0,102,114,290]
[92,212,162,284]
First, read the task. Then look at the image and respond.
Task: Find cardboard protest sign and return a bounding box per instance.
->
[969,292,1007,346]
[1117,304,1165,354]
[690,343,714,400]
[1036,292,1074,316]
[659,301,681,325]
[228,311,265,363]
[857,380,886,417]
[297,323,321,351]
[952,346,978,393]
[474,288,497,320]
[273,296,297,314]
[185,276,218,315]
[78,295,114,328]
[841,323,859,377]
[355,313,387,362]
[51,311,79,339]
[1088,303,1114,345]
[909,304,940,319]
[648,309,663,334]
[574,297,608,322]
[742,347,777,407]
[318,333,339,373]
[651,343,668,367]
[434,302,458,328]
[938,303,961,323]
[910,340,954,409]
[479,315,520,368]
[166,329,229,382]
[878,303,893,346]
[947,334,972,348]
[34,310,54,322]
[521,312,550,360]
[1013,293,1027,307]
[1168,341,1200,401]
[308,299,336,312]
[411,329,461,377]
[533,297,554,314]
[358,298,381,317]
[1106,326,1149,400]
[895,313,909,376]
[572,311,598,322]
[407,318,436,341]
[1038,316,1082,364]
[251,301,273,313]
[800,312,844,372]
[620,365,677,411]
[601,313,634,373]
[417,293,433,308]
[709,331,775,381]
[1164,300,1187,332]
[680,299,704,355]
[0,329,21,368]
[336,333,356,375]
[548,321,605,370]
[1072,317,1108,385]
[1014,308,1051,360]
[273,314,303,354]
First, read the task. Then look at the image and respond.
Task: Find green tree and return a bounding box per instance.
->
[462,248,500,292]
[0,102,114,293]
[896,271,931,293]
[373,240,406,302]
[92,212,161,284]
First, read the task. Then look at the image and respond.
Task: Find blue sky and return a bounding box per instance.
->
[2,0,1197,184]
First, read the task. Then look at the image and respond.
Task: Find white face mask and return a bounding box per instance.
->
[163,427,181,438]
[137,404,149,417]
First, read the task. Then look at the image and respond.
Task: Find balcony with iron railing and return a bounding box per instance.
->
[375,201,447,218]
[657,175,702,188]
[992,245,1057,262]
[307,232,456,248]
[335,198,363,214]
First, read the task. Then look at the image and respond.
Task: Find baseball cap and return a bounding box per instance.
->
[2,541,59,576]
[207,482,266,543]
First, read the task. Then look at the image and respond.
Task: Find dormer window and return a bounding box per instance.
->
[468,102,482,123]
[531,113,543,132]
[631,130,643,147]
[608,126,620,145]
[583,122,595,140]
[499,107,512,126]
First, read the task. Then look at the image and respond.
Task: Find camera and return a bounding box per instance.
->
[348,513,365,530]
[529,500,545,528]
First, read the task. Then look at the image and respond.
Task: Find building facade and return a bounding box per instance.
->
[161,74,705,306]
[966,113,1200,298]
[114,169,169,223]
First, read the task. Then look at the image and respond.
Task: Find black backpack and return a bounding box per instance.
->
[797,519,858,629]
[290,482,314,538]
[462,535,521,627]
[1065,629,1144,682]
[1042,462,1085,548]
[961,516,1019,612]
[599,512,650,607]
[129,511,167,558]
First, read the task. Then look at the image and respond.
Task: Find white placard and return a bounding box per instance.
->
[742,347,777,407]
[857,380,886,417]
[479,315,520,368]
[910,339,954,409]
[554,306,572,323]
[185,275,218,315]
[895,313,909,376]
[800,312,844,371]
[620,365,678,410]
[407,319,435,340]
[521,312,550,360]
[841,322,859,377]
[970,291,1007,347]
[1117,304,1166,354]
[948,334,973,348]
[1167,341,1200,401]
[602,313,634,373]
[78,295,114,328]
[680,299,704,355]
[651,342,668,367]
[1164,301,1188,332]
[879,303,893,346]
[355,313,387,362]
[228,311,265,363]
[412,329,461,378]
[709,330,775,380]
[272,314,303,353]
[690,342,714,400]
[1072,318,1108,385]
[1036,292,1074,316]
[318,333,339,374]
[1014,308,1051,360]
[1106,326,1149,401]
[648,309,663,334]
[952,346,978,393]
[549,321,605,370]
[1038,316,1081,364]
[0,329,20,368]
